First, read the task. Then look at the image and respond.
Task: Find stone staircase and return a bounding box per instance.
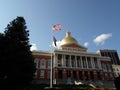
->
[32,79,115,88]
[81,80,115,88]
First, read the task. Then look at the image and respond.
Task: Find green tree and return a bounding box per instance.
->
[0,16,36,87]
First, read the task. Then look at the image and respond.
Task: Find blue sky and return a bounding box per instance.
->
[0,0,120,57]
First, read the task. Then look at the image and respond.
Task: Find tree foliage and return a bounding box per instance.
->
[0,17,36,87]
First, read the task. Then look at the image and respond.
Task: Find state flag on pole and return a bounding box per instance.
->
[52,24,61,30]
[53,36,57,46]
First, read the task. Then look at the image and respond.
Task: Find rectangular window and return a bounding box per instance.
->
[48,60,51,68]
[105,73,108,80]
[106,63,111,72]
[77,56,81,68]
[87,57,92,68]
[102,63,107,72]
[66,59,70,67]
[34,70,38,78]
[58,59,62,67]
[110,73,114,80]
[82,57,87,68]
[40,70,44,78]
[94,57,98,69]
[47,70,50,79]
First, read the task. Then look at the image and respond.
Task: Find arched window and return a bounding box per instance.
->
[34,58,39,77]
[34,58,39,69]
[41,58,45,68]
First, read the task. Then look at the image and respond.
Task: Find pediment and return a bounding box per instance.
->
[60,43,87,50]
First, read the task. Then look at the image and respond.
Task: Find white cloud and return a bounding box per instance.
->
[30,44,37,51]
[93,33,112,45]
[84,42,89,47]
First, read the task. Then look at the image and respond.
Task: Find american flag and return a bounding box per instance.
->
[52,24,61,30]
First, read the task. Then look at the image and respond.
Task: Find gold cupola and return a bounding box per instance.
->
[60,31,78,46]
[59,31,87,52]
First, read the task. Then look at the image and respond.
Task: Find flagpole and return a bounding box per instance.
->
[50,24,61,88]
[50,29,53,88]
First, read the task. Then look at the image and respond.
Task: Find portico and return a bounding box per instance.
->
[32,31,114,85]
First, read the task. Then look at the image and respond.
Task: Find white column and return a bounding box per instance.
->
[86,57,88,68]
[54,53,57,67]
[96,58,99,69]
[80,56,83,68]
[75,56,77,68]
[99,58,102,69]
[62,54,64,67]
[91,57,95,69]
[70,55,71,67]
[97,57,102,69]
[53,54,55,67]
[63,55,66,67]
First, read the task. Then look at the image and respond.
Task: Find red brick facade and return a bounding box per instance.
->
[32,32,115,84]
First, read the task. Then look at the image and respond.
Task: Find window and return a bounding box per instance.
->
[34,58,39,69]
[58,59,62,66]
[113,68,115,71]
[34,70,38,78]
[47,70,50,79]
[106,63,111,72]
[77,59,81,67]
[87,57,92,68]
[94,57,98,69]
[58,54,62,66]
[48,60,51,68]
[118,73,120,76]
[71,59,75,67]
[71,56,75,67]
[40,70,44,78]
[102,63,106,71]
[109,73,113,80]
[105,73,108,80]
[82,57,87,68]
[117,68,119,71]
[65,55,70,67]
[66,59,70,67]
[41,58,45,68]
[77,56,81,68]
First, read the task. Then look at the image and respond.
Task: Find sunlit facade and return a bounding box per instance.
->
[32,32,114,84]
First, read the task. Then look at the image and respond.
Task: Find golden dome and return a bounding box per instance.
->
[60,31,78,46]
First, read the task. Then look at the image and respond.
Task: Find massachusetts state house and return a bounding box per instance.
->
[32,31,114,85]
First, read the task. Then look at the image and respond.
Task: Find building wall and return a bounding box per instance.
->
[97,50,120,79]
[33,54,51,80]
[112,65,120,77]
[53,52,114,81]
[32,50,114,83]
[97,50,120,65]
